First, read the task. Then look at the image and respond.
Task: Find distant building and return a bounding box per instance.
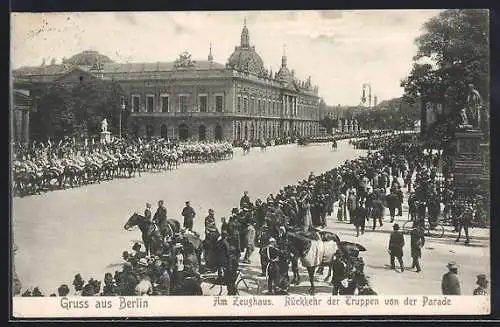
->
[12,20,321,142]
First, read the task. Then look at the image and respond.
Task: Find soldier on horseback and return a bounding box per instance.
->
[153,200,168,239]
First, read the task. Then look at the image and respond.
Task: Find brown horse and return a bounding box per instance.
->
[124,213,179,254]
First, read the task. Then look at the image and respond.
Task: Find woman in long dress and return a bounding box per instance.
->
[302,200,313,232]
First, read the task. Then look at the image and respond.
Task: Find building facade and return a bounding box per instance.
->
[12,21,321,142]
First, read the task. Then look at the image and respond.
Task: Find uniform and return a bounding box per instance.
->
[263,244,281,294]
[181,205,196,231]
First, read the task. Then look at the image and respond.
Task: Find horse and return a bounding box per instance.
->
[286,229,366,295]
[331,140,338,151]
[259,140,267,152]
[123,213,178,255]
[242,141,251,155]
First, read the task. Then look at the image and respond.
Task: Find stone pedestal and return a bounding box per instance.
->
[100,131,111,144]
[453,129,487,196]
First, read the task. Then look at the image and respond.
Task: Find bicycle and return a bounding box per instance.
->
[402,218,445,238]
[202,269,261,295]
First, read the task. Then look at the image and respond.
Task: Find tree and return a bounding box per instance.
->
[401,9,489,135]
[319,117,335,133]
[31,83,83,141]
[71,79,126,137]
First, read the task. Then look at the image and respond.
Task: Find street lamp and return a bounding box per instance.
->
[119,97,125,139]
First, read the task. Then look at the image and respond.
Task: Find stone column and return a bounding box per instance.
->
[23,110,30,144]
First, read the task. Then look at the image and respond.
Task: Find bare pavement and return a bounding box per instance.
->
[12,139,490,296]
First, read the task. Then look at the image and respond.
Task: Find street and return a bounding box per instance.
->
[12,139,489,296]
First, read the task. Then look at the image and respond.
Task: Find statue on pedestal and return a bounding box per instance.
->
[101,118,108,133]
[466,83,483,129]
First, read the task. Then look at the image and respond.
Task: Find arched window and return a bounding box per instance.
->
[198,125,206,141]
[160,124,168,139]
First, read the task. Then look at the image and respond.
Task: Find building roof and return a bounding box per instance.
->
[12,58,226,78]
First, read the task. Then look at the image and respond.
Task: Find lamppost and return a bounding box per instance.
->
[119,97,125,139]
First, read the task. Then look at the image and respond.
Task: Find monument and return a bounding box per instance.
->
[343,120,348,133]
[100,118,111,144]
[453,85,488,197]
[337,119,342,133]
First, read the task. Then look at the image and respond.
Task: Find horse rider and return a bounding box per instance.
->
[153,200,168,238]
[181,201,196,232]
[240,191,251,209]
[144,203,152,222]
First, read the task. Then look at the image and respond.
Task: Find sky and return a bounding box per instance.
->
[11,10,443,106]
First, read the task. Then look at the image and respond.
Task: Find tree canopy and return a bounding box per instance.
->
[31,79,126,141]
[401,9,489,119]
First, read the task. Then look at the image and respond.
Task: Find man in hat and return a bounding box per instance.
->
[473,274,488,295]
[331,249,348,295]
[205,209,218,236]
[144,203,152,221]
[153,200,168,237]
[353,201,369,237]
[456,202,473,245]
[263,237,282,294]
[441,262,461,295]
[181,201,196,232]
[410,222,425,273]
[240,191,251,209]
[386,189,400,223]
[72,274,84,296]
[57,284,70,297]
[259,219,273,276]
[228,209,242,254]
[388,223,405,272]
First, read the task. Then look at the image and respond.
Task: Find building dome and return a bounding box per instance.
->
[227,20,266,76]
[275,49,292,82]
[65,50,114,66]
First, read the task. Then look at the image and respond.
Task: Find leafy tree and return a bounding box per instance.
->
[401,9,489,138]
[319,117,335,133]
[72,79,126,137]
[30,83,81,141]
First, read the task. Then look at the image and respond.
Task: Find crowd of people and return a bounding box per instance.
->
[16,132,488,297]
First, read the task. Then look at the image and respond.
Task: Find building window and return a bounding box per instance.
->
[161,95,169,113]
[131,95,140,112]
[215,95,223,112]
[243,97,248,113]
[258,99,261,113]
[178,95,188,113]
[146,95,155,113]
[199,95,208,112]
[250,97,254,114]
[237,96,241,112]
